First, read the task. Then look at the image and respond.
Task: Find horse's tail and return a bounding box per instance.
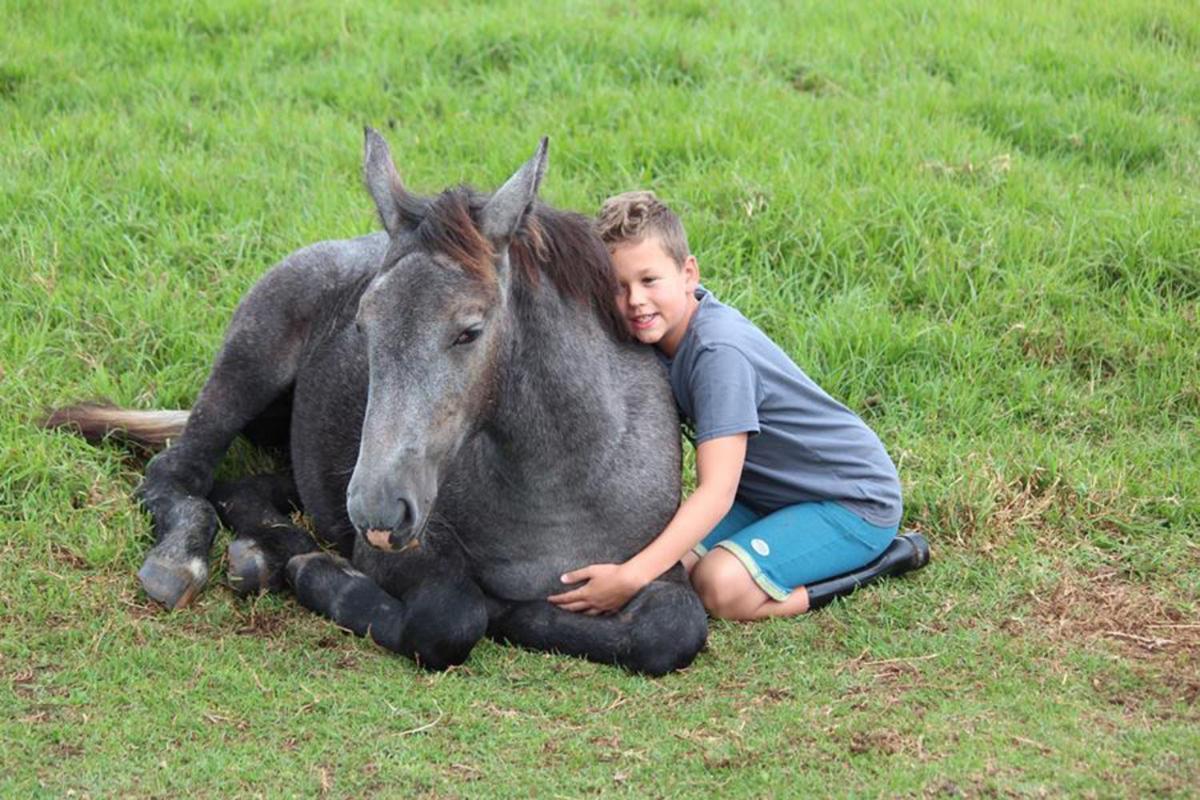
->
[42,402,190,449]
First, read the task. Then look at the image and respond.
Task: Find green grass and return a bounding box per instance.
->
[2,0,1198,796]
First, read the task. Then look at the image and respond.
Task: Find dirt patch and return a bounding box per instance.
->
[836,649,936,719]
[235,607,290,639]
[1016,567,1199,722]
[839,649,938,682]
[8,662,64,698]
[1091,664,1200,722]
[49,543,90,571]
[848,728,927,758]
[1026,568,1198,660]
[442,762,483,782]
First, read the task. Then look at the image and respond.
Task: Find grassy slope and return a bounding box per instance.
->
[2,0,1197,796]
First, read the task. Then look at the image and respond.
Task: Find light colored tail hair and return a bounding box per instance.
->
[42,402,190,449]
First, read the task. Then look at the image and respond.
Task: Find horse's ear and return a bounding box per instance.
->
[481,137,548,244]
[363,127,407,235]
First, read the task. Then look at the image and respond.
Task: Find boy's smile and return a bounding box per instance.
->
[611,237,700,357]
[629,312,660,331]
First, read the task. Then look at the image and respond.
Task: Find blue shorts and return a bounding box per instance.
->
[693,500,898,601]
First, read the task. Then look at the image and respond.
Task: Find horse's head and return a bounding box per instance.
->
[345,128,546,553]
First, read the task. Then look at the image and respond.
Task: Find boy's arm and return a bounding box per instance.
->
[547,433,748,614]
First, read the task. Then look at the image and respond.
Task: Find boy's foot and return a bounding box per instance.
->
[896,532,930,572]
[806,531,930,611]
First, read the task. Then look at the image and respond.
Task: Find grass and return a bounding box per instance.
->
[2,0,1198,796]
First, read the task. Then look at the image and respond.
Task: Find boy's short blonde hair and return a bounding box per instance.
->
[595,191,690,267]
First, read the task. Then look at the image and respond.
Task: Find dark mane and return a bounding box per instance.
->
[400,186,629,342]
[401,187,496,285]
[512,204,630,342]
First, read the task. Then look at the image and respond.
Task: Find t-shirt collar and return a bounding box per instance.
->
[656,285,711,368]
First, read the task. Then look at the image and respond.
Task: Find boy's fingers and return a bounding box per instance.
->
[560,566,595,584]
[548,588,585,604]
[557,601,594,613]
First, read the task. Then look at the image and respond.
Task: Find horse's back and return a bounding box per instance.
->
[228,231,389,334]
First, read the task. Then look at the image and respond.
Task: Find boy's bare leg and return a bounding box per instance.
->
[689,534,928,621]
[689,548,810,621]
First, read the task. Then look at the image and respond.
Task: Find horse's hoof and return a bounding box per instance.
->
[226,539,280,596]
[138,554,207,610]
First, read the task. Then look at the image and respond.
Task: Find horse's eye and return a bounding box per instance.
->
[454,326,483,346]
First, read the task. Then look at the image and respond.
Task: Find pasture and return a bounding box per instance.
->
[2,0,1197,796]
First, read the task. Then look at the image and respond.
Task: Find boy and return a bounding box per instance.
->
[548,191,927,620]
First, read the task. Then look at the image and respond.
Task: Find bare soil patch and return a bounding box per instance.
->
[1014,566,1199,722]
[1025,568,1198,661]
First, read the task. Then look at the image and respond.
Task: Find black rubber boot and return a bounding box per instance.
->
[806,532,930,611]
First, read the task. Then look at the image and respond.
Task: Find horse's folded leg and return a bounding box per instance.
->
[135,493,219,609]
[286,552,487,671]
[226,539,283,596]
[490,579,708,676]
[227,528,321,597]
[137,550,208,610]
[210,477,318,597]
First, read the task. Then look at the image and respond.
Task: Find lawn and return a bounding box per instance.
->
[2,0,1197,796]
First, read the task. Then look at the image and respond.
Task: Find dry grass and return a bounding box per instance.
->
[1007,565,1200,727]
[1028,569,1199,662]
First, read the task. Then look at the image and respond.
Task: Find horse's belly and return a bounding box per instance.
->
[443,424,681,603]
[472,552,583,602]
[456,510,668,603]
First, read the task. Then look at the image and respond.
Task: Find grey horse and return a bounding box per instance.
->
[51,130,708,675]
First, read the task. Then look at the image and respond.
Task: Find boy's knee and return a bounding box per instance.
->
[690,550,766,620]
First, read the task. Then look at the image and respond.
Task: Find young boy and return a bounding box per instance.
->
[548,191,927,621]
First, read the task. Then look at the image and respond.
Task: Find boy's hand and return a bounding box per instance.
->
[547,563,646,615]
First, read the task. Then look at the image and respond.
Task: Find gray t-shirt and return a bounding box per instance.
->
[659,287,903,527]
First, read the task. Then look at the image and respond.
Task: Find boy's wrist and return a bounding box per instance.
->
[621,558,658,589]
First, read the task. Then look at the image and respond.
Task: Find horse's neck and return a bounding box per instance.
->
[484,288,625,469]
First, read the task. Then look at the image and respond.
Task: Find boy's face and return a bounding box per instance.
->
[611,236,699,356]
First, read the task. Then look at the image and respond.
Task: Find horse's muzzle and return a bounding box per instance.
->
[363,527,421,553]
[346,473,424,546]
[346,453,439,554]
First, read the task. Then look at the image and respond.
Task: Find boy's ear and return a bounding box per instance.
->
[683,255,700,290]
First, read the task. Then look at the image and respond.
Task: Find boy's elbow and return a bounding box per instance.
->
[693,469,740,513]
[701,482,738,514]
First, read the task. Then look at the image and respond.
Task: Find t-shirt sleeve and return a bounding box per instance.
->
[687,345,761,443]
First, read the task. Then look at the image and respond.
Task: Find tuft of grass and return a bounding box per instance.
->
[2,0,1198,796]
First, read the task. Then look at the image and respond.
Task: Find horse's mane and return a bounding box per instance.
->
[398,187,630,342]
